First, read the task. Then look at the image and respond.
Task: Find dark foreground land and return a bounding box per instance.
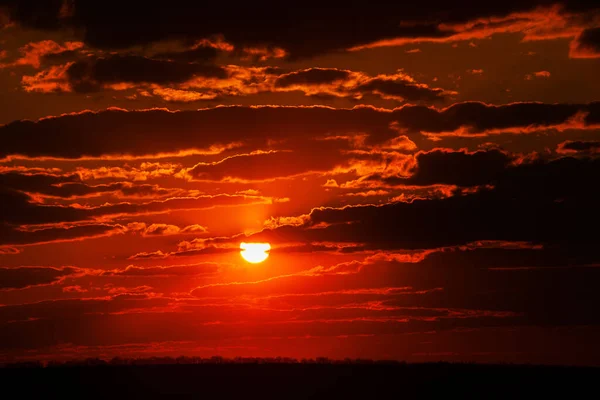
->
[2,361,599,399]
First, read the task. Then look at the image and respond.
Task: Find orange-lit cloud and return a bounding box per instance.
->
[350,6,600,60]
[525,70,551,80]
[0,40,83,69]
[127,223,208,236]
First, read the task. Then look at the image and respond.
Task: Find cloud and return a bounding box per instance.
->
[273,68,452,102]
[557,140,600,154]
[4,2,600,59]
[0,266,86,290]
[0,293,171,326]
[106,285,155,295]
[0,185,269,226]
[274,68,351,87]
[0,246,20,255]
[0,221,123,246]
[350,5,600,59]
[197,155,600,252]
[393,102,598,136]
[0,107,387,159]
[147,245,239,259]
[147,87,218,102]
[66,55,227,92]
[0,171,186,200]
[103,262,220,277]
[2,247,600,356]
[183,244,600,327]
[127,222,208,236]
[0,184,267,246]
[185,147,357,182]
[525,70,551,80]
[570,27,600,58]
[21,62,73,92]
[73,162,183,180]
[127,250,169,260]
[153,44,221,63]
[2,103,599,160]
[22,61,452,103]
[62,285,87,293]
[380,149,513,187]
[0,40,83,69]
[467,69,484,75]
[353,77,448,102]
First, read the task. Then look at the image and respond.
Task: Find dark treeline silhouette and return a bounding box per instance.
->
[2,357,599,399]
[2,356,403,368]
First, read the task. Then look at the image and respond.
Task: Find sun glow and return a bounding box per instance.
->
[240,242,271,263]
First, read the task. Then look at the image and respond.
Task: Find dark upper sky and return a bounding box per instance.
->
[0,0,599,365]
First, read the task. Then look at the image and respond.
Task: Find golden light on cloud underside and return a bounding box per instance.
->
[240,242,271,263]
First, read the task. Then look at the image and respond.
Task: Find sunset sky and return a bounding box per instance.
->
[1,1,600,366]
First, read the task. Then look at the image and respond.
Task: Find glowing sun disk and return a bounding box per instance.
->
[240,242,271,263]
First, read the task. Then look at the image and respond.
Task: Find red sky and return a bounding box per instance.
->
[1,0,600,365]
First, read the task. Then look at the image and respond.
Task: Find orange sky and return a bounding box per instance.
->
[1,1,600,366]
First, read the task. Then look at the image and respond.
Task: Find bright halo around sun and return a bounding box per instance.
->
[240,242,271,263]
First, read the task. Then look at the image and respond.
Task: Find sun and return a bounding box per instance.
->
[240,242,271,263]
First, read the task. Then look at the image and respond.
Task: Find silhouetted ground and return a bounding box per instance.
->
[2,360,598,399]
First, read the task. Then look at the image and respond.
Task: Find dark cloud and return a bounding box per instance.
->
[4,1,600,58]
[354,78,447,102]
[1,103,599,159]
[0,172,161,199]
[67,55,227,92]
[492,156,600,200]
[557,140,600,153]
[585,101,600,125]
[0,186,266,226]
[0,220,121,246]
[380,149,513,187]
[0,172,77,194]
[571,27,600,58]
[387,252,600,327]
[187,245,600,327]
[391,102,595,134]
[227,156,600,250]
[0,106,397,159]
[0,0,66,30]
[382,255,600,327]
[0,266,81,290]
[192,248,600,329]
[153,45,220,63]
[274,68,351,87]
